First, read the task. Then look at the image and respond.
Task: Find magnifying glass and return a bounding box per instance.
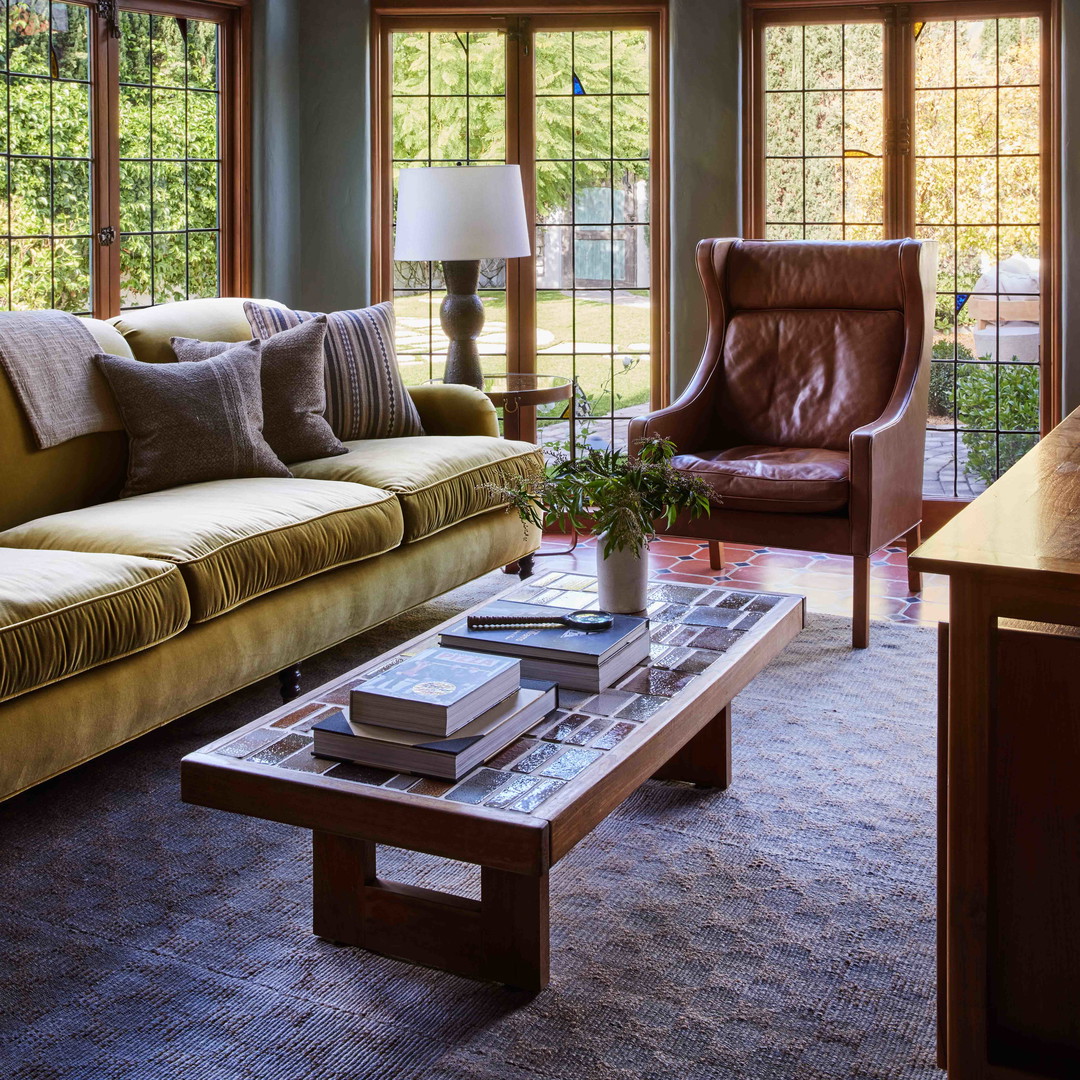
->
[467,609,615,633]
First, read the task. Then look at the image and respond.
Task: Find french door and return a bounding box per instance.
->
[0,0,249,319]
[372,5,667,452]
[745,1,1058,502]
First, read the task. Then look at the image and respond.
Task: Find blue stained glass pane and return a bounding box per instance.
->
[572,72,586,95]
[956,292,970,313]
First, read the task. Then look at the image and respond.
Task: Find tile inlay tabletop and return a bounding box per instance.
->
[181,574,804,989]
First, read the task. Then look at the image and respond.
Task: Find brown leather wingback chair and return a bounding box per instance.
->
[629,238,937,648]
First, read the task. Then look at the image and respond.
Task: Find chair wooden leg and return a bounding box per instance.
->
[853,556,870,649]
[905,524,923,594]
[708,540,724,571]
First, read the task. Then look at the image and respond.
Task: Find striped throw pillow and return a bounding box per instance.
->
[244,300,423,441]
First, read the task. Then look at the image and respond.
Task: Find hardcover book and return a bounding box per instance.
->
[350,647,521,736]
[438,600,650,691]
[439,600,648,664]
[314,681,557,780]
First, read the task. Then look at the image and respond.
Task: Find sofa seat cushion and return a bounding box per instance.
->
[0,547,189,702]
[291,436,542,542]
[672,446,849,514]
[0,478,404,622]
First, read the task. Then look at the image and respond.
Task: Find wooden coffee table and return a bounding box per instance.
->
[181,572,803,990]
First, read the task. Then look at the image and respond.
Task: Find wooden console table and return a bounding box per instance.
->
[911,409,1080,1080]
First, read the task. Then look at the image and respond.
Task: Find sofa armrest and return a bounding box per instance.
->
[408,384,500,438]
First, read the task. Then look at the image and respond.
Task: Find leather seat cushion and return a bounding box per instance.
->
[0,547,190,702]
[292,436,542,542]
[673,446,849,513]
[0,478,404,622]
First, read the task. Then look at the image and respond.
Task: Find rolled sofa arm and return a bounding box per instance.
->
[408,384,500,438]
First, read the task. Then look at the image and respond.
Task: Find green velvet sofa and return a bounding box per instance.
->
[0,298,541,803]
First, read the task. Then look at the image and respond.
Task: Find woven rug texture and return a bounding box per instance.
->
[0,572,941,1080]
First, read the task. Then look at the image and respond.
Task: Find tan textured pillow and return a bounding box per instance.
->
[171,318,347,464]
[96,343,292,497]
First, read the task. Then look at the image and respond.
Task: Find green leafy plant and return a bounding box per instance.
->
[481,436,713,558]
[929,339,977,419]
[958,362,1039,485]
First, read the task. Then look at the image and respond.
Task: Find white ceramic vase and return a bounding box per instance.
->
[595,537,649,614]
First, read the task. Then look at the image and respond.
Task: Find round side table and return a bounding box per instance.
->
[482,374,579,559]
[435,373,579,560]
[478,373,575,451]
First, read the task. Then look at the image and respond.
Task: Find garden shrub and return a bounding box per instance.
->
[957,362,1039,485]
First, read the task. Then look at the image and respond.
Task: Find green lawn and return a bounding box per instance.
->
[394,289,652,415]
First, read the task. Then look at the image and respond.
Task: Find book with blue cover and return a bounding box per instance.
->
[314,680,557,779]
[350,647,520,736]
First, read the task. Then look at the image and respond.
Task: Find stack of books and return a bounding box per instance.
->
[439,599,651,692]
[312,647,556,780]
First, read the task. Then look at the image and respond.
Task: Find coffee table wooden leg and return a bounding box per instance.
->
[482,865,550,991]
[312,831,550,990]
[312,830,374,944]
[652,703,732,789]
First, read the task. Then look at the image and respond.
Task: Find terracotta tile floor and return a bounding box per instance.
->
[536,533,950,628]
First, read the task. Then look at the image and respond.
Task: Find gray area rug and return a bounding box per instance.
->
[0,572,941,1080]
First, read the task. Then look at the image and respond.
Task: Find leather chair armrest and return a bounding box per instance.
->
[848,360,930,556]
[848,238,937,555]
[629,393,715,455]
[408,385,500,438]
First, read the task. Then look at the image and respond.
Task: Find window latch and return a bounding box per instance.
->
[97,226,117,247]
[96,0,120,39]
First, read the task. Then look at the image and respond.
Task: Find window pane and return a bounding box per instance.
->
[390,30,508,387]
[915,17,1045,496]
[531,29,655,453]
[762,18,883,242]
[1,1,93,313]
[119,13,221,309]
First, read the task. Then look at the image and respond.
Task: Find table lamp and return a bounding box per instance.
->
[394,164,531,389]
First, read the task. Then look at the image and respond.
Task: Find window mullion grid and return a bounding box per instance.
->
[994,17,1001,482]
[608,29,614,447]
[6,4,11,311]
[48,5,55,309]
[184,25,190,301]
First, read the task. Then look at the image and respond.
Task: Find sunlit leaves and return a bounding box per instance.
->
[115,12,222,306]
[765,26,801,91]
[843,24,882,90]
[766,92,801,157]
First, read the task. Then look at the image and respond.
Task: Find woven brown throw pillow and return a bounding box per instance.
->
[171,318,347,465]
[96,343,292,498]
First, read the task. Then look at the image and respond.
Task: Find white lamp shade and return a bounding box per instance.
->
[394,165,532,261]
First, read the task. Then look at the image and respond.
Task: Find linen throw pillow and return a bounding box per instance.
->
[243,300,424,441]
[96,343,292,498]
[171,317,348,464]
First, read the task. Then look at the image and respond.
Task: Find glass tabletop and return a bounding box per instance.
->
[481,373,572,394]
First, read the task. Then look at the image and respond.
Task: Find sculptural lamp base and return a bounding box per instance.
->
[440,259,486,389]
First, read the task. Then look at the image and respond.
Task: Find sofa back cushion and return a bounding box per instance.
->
[0,318,131,531]
[109,297,263,364]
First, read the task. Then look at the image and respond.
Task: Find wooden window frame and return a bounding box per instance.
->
[371,1,670,441]
[743,0,1061,516]
[4,0,252,319]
